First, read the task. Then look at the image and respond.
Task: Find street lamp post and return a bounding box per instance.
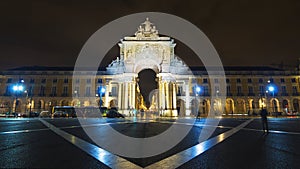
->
[24,90,28,115]
[97,86,106,108]
[268,86,275,114]
[267,81,277,117]
[194,85,202,118]
[12,82,24,117]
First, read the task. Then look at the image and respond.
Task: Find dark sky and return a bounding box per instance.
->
[1,0,300,71]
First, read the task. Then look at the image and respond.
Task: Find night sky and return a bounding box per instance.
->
[1,0,300,71]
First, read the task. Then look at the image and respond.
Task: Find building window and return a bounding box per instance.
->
[64,78,68,83]
[75,79,80,84]
[53,79,57,83]
[226,79,230,83]
[226,85,231,95]
[177,86,183,95]
[281,86,287,95]
[87,79,91,84]
[74,86,80,97]
[280,78,285,83]
[203,78,208,83]
[248,86,254,96]
[62,86,68,96]
[51,86,57,96]
[237,86,242,95]
[215,86,220,95]
[97,79,103,83]
[203,86,209,96]
[6,78,12,83]
[259,86,265,94]
[214,79,218,83]
[111,87,117,96]
[39,86,45,96]
[5,86,11,96]
[28,86,34,96]
[291,78,296,83]
[247,78,252,83]
[85,86,91,96]
[269,78,274,83]
[259,78,263,83]
[41,79,46,84]
[30,79,35,84]
[292,86,298,95]
[236,79,241,83]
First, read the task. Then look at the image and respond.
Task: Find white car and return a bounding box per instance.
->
[39,111,51,117]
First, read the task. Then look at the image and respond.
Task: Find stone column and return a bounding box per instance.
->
[124,82,129,114]
[161,82,165,111]
[118,83,122,110]
[185,82,191,116]
[128,82,132,109]
[165,82,170,116]
[105,84,109,107]
[172,83,177,116]
[132,82,136,109]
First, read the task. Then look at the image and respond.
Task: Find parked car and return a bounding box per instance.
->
[29,112,40,117]
[52,111,68,117]
[106,109,124,118]
[39,111,51,117]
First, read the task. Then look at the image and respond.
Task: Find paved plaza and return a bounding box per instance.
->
[0,116,300,169]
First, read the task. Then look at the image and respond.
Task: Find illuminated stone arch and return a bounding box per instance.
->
[247,98,255,112]
[199,99,210,115]
[212,99,222,114]
[60,100,69,106]
[259,98,267,109]
[13,99,22,113]
[225,98,234,114]
[191,98,200,117]
[293,98,299,112]
[105,18,194,117]
[269,98,280,112]
[134,58,161,74]
[37,99,45,111]
[71,99,81,107]
[281,99,289,114]
[236,99,246,114]
[83,100,91,107]
[176,99,185,117]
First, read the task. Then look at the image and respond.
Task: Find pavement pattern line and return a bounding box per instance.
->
[144,119,254,169]
[39,119,142,169]
[2,118,300,137]
[0,128,50,135]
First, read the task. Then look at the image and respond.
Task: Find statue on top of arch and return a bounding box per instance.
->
[135,18,159,40]
[106,57,126,75]
[170,56,189,74]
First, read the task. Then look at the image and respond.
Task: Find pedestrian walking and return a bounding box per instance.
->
[260,108,269,133]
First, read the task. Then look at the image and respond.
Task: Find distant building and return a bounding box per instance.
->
[1,18,299,116]
[0,65,299,116]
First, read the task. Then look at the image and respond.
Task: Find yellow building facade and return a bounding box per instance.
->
[0,19,299,117]
[0,66,299,116]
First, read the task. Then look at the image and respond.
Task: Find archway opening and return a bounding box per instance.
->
[293,99,299,112]
[138,69,157,108]
[282,99,289,114]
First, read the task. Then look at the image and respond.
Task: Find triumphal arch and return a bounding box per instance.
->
[104,18,198,116]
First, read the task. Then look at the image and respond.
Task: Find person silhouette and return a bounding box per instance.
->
[260,108,269,133]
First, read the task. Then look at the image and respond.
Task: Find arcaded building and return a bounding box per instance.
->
[0,19,299,116]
